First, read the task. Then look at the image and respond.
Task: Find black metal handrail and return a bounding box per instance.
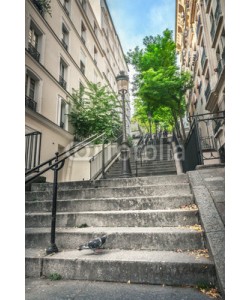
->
[25,133,103,182]
[89,134,123,180]
[25,132,105,255]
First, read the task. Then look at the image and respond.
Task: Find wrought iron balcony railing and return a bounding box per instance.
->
[210,21,215,41]
[205,82,211,101]
[198,82,202,95]
[59,76,67,90]
[215,1,222,25]
[201,48,207,70]
[28,43,40,62]
[63,5,69,16]
[196,16,201,37]
[217,49,225,77]
[61,39,68,51]
[32,0,44,16]
[25,95,37,111]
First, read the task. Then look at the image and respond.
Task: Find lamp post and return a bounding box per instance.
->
[116,71,132,178]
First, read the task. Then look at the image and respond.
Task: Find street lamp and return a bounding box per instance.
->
[116,71,132,178]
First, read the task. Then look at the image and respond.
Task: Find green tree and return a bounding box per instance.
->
[127,29,193,141]
[68,82,122,141]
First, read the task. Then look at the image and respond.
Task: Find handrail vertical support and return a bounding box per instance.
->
[46,152,64,255]
[102,136,106,179]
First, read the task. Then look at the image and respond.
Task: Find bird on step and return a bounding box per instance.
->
[78,235,107,253]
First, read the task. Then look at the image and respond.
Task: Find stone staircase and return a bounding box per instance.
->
[25,174,217,288]
[105,137,177,178]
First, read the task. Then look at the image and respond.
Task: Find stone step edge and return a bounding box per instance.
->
[26,194,194,204]
[25,226,204,234]
[26,183,190,195]
[26,208,199,216]
[25,248,216,286]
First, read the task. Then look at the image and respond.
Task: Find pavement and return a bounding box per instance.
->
[25,278,218,300]
[187,165,225,299]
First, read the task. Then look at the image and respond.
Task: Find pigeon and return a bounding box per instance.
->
[78,235,107,252]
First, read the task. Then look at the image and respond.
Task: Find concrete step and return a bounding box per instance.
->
[31,174,189,192]
[25,227,205,251]
[25,248,216,286]
[25,278,218,300]
[25,209,199,228]
[26,183,191,201]
[106,170,177,177]
[26,195,194,213]
[107,167,177,173]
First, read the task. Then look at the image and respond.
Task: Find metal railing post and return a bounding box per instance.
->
[102,136,106,179]
[46,152,65,255]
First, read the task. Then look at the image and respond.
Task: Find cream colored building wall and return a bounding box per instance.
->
[25,0,129,182]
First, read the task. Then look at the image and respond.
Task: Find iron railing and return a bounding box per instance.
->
[201,48,207,70]
[25,95,37,111]
[28,43,40,62]
[61,39,68,51]
[196,15,201,37]
[215,1,222,24]
[25,133,105,254]
[183,112,225,172]
[210,21,215,41]
[205,82,211,101]
[89,134,123,180]
[59,76,67,89]
[25,131,42,171]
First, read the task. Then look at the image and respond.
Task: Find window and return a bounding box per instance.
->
[63,0,70,16]
[60,100,67,129]
[81,21,86,44]
[94,46,98,65]
[81,0,86,10]
[28,21,42,62]
[80,49,86,75]
[94,22,98,36]
[62,23,69,50]
[59,59,67,89]
[25,71,39,111]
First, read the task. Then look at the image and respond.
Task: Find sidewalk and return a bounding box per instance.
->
[187,165,225,299]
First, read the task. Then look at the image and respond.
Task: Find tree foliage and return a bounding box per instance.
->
[127,29,193,141]
[68,82,122,141]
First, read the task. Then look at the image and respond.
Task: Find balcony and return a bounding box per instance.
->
[63,5,69,16]
[28,43,40,62]
[59,76,67,90]
[201,48,208,74]
[205,82,211,101]
[25,95,37,111]
[198,81,202,95]
[205,0,212,13]
[211,1,224,47]
[196,16,203,45]
[210,21,215,42]
[32,0,44,16]
[61,39,68,51]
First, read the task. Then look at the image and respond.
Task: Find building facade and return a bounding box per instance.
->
[25,0,130,181]
[175,0,225,162]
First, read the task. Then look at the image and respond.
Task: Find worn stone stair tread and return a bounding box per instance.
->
[26,248,213,264]
[26,208,198,216]
[26,226,203,234]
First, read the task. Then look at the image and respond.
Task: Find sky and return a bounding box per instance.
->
[105,0,176,115]
[106,0,176,54]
